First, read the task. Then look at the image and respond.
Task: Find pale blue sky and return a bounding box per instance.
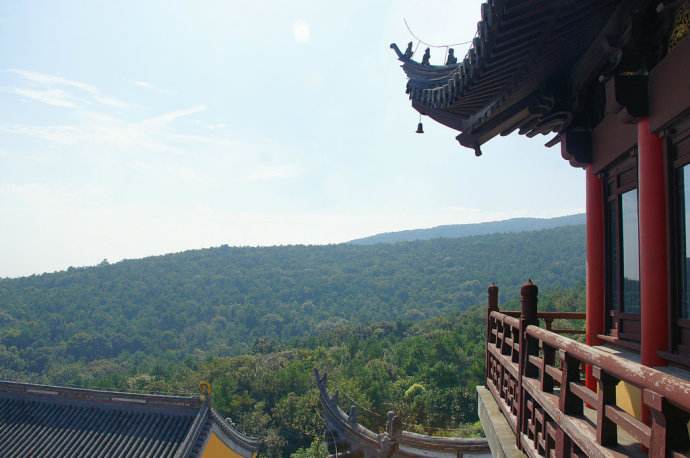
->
[0,1,584,277]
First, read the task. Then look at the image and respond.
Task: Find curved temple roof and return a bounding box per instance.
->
[391,0,631,155]
[0,379,260,458]
[315,369,490,457]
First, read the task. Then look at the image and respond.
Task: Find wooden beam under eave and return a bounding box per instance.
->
[590,112,638,174]
[649,36,690,133]
[570,0,647,111]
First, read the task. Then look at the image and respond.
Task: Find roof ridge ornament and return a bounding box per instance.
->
[421,48,431,65]
[199,381,212,403]
[446,48,457,65]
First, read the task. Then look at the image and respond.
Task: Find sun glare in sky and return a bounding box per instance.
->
[292,19,311,43]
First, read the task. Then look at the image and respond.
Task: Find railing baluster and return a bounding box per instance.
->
[554,429,571,457]
[593,367,617,447]
[559,350,583,416]
[501,317,511,356]
[541,343,555,393]
[511,324,520,364]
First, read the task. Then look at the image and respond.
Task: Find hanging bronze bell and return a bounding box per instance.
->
[416,122,424,134]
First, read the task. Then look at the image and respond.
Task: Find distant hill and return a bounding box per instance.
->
[349,213,585,245]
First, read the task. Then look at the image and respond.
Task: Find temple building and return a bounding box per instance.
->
[384,0,690,456]
[0,380,260,458]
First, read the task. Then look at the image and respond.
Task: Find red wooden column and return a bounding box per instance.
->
[585,167,606,390]
[638,118,669,368]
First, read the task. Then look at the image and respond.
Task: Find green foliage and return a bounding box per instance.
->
[0,225,584,381]
[89,290,584,456]
[291,439,329,458]
[404,383,426,399]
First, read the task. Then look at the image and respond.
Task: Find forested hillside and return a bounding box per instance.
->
[349,213,585,244]
[0,225,584,384]
[0,224,585,456]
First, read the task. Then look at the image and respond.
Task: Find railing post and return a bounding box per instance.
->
[486,283,499,381]
[518,279,539,450]
[593,367,617,447]
[520,279,539,378]
[644,390,690,456]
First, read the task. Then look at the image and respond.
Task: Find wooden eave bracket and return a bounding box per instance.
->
[614,71,649,119]
[560,129,593,168]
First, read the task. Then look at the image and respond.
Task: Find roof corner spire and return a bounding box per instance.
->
[199,381,212,404]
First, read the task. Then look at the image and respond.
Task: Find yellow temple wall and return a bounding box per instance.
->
[615,381,641,418]
[200,432,256,458]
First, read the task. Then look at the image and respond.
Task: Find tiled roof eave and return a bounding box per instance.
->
[0,380,200,414]
[174,404,210,458]
[208,408,261,452]
[393,0,624,148]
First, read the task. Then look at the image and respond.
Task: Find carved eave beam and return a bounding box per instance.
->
[560,128,593,168]
[455,83,576,155]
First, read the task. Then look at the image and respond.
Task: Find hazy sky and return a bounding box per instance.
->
[0,1,584,278]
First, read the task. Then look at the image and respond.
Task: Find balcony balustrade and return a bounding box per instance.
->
[485,281,690,457]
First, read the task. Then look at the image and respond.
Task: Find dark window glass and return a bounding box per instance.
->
[679,166,690,319]
[608,201,619,312]
[621,190,640,313]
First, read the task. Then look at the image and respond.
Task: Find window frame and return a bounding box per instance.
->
[666,122,690,365]
[602,151,641,349]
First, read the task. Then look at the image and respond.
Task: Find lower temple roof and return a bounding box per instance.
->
[0,380,260,458]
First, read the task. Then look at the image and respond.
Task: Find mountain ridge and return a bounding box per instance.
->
[348,213,585,245]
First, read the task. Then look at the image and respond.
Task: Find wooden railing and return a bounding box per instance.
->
[485,281,690,457]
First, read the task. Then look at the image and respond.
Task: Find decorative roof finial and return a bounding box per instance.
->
[421,48,431,65]
[348,405,358,425]
[446,48,457,65]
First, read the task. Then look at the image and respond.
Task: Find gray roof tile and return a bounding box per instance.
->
[0,380,260,458]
